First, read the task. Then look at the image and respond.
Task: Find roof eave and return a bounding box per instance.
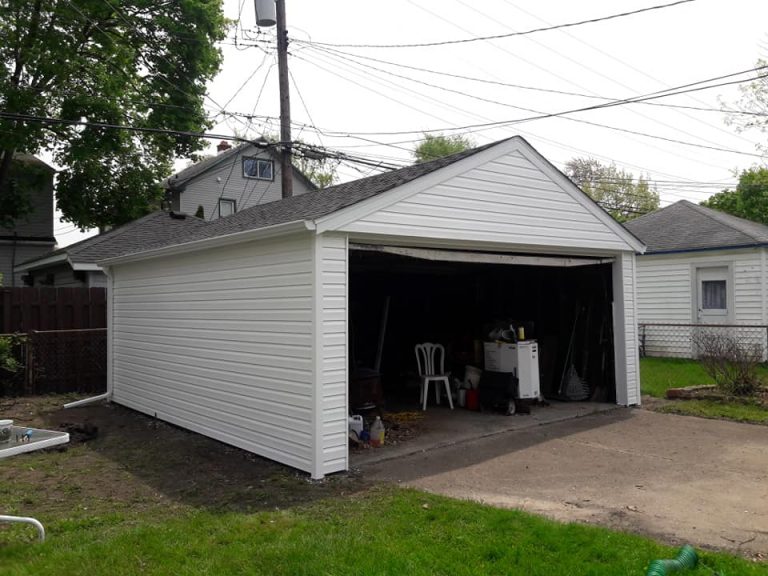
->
[99,219,316,267]
[640,242,768,256]
[13,252,69,273]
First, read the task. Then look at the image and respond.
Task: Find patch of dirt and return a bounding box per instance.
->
[0,395,369,524]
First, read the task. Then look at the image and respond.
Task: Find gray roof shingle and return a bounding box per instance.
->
[624,200,768,253]
[18,211,208,267]
[132,139,503,255]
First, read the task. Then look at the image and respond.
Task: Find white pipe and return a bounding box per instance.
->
[64,392,110,409]
[0,515,45,541]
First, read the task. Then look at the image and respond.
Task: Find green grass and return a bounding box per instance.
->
[1,488,762,576]
[658,398,768,424]
[640,357,715,397]
[640,357,768,424]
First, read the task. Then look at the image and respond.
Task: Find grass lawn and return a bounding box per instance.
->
[2,487,764,576]
[640,357,768,424]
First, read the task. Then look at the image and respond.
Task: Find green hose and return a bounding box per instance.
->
[645,545,699,576]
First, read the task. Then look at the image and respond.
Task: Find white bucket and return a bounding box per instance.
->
[465,365,482,389]
[0,419,12,444]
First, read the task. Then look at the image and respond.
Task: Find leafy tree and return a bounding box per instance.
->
[564,158,659,222]
[723,59,768,153]
[700,167,768,224]
[0,0,228,230]
[413,133,475,163]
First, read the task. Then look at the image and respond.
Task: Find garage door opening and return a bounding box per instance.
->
[348,245,617,414]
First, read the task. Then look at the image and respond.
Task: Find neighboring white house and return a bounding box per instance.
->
[15,139,314,286]
[624,200,768,358]
[98,136,645,479]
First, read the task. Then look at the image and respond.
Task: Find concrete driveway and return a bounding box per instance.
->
[364,408,768,557]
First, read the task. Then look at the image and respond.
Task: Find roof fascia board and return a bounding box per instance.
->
[99,220,315,266]
[314,139,521,233]
[513,141,647,254]
[640,243,768,256]
[72,263,103,271]
[13,252,68,272]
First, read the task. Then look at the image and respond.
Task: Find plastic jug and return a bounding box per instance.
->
[348,415,364,437]
[370,416,385,447]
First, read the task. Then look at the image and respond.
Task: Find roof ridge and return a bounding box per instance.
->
[682,199,768,243]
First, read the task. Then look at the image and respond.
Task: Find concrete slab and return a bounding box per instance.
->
[352,401,619,467]
[363,408,768,557]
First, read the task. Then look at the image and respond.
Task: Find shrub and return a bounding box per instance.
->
[693,329,763,396]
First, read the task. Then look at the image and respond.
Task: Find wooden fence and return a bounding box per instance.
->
[0,287,106,333]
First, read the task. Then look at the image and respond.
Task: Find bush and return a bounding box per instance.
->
[693,329,763,396]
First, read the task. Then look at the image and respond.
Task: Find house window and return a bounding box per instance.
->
[701,280,726,310]
[242,157,274,180]
[219,198,236,218]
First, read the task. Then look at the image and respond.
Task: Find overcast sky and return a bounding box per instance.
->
[58,0,768,245]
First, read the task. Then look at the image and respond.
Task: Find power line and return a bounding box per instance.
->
[297,0,696,49]
[305,44,767,118]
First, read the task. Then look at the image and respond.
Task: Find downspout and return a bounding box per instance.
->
[64,266,114,408]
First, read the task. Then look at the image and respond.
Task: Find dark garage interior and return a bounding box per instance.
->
[348,245,617,412]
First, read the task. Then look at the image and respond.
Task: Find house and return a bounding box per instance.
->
[97,136,645,479]
[0,155,56,286]
[624,200,768,358]
[15,140,314,286]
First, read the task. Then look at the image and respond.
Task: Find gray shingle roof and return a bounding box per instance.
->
[18,211,208,268]
[624,200,768,253]
[133,139,503,255]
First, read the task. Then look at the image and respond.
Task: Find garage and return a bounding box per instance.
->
[101,136,644,479]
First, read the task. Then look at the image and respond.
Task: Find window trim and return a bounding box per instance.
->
[242,157,275,181]
[218,197,237,218]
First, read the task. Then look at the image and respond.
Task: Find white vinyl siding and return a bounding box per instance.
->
[314,234,348,476]
[636,248,766,358]
[177,145,312,221]
[111,234,317,474]
[340,150,631,253]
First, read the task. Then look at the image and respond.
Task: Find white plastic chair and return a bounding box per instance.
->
[415,343,454,411]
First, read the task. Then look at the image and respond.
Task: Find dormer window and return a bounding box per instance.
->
[242,157,274,181]
[219,198,236,218]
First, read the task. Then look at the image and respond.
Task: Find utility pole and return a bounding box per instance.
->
[275,0,293,198]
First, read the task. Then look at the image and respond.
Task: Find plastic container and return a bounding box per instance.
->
[0,419,12,444]
[370,416,385,447]
[466,389,479,411]
[348,415,364,437]
[465,365,482,389]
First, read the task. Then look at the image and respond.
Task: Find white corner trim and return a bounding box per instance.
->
[314,138,527,233]
[98,220,316,266]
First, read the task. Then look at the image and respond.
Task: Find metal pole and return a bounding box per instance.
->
[275,0,293,198]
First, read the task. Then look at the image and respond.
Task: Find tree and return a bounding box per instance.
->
[0,1,228,230]
[723,59,768,154]
[413,133,475,163]
[700,167,768,224]
[564,158,659,222]
[256,132,339,189]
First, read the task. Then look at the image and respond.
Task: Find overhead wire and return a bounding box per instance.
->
[301,0,696,49]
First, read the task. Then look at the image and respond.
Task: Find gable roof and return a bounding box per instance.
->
[162,140,317,192]
[101,136,644,265]
[624,200,768,254]
[15,211,207,272]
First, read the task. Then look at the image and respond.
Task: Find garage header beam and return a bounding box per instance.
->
[350,244,613,268]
